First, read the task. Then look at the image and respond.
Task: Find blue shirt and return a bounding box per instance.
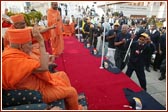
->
[114,32,131,51]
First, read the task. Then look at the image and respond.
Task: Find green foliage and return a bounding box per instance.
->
[113,12,119,17]
[22,13,31,26]
[28,11,43,24]
[147,16,156,26]
[7,11,43,26]
[7,11,15,16]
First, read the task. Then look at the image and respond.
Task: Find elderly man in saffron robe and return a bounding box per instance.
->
[4,14,55,53]
[2,27,82,110]
[3,14,57,64]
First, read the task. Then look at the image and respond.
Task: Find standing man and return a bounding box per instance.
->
[158,27,166,80]
[146,24,160,71]
[106,22,120,65]
[114,24,131,70]
[47,2,64,57]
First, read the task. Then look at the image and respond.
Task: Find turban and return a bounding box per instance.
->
[8,28,32,44]
[140,33,149,38]
[10,14,24,23]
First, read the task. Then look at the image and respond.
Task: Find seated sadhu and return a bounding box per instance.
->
[4,14,55,52]
[3,14,56,67]
[63,19,73,36]
[2,27,82,110]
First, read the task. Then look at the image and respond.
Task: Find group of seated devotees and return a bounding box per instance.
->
[2,15,82,110]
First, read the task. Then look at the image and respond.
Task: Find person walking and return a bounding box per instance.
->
[126,33,150,91]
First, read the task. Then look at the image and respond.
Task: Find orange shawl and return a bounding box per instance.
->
[2,48,77,105]
[2,48,70,90]
[47,8,64,56]
[2,48,40,89]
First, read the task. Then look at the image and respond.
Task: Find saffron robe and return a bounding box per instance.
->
[47,8,64,56]
[2,48,79,110]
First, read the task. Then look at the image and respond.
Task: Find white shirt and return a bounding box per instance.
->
[38,20,47,27]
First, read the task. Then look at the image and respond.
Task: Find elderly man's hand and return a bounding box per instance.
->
[50,24,57,29]
[32,25,44,42]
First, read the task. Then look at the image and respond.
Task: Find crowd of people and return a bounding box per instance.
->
[72,5,166,91]
[2,2,166,110]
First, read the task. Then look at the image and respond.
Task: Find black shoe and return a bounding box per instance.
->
[153,68,157,71]
[146,68,151,72]
[158,76,165,80]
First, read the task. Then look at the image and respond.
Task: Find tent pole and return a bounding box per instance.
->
[100,2,107,69]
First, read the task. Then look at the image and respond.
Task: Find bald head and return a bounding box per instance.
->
[121,24,129,34]
[51,2,58,10]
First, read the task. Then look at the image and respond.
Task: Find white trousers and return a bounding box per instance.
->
[106,48,116,66]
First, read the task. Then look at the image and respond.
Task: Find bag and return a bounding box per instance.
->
[103,59,121,74]
[123,88,166,110]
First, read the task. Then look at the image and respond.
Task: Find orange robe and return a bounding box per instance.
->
[63,24,72,36]
[3,26,52,59]
[47,8,64,57]
[32,26,52,54]
[70,22,76,35]
[2,47,79,110]
[3,25,15,48]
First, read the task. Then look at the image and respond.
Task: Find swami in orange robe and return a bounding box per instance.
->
[3,14,26,48]
[63,19,73,36]
[47,2,64,57]
[2,28,81,110]
[3,14,55,60]
[70,19,76,36]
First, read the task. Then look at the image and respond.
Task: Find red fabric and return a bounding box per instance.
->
[55,36,142,110]
[2,21,12,28]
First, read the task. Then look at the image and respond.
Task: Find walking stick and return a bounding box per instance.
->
[123,38,134,63]
[123,29,137,63]
[91,30,95,48]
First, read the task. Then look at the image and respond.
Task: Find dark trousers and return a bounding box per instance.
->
[88,36,97,49]
[160,59,166,78]
[93,37,98,49]
[82,33,89,42]
[114,49,128,70]
[145,54,152,69]
[126,62,147,91]
[153,53,162,70]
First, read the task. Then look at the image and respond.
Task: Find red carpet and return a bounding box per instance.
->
[56,36,142,110]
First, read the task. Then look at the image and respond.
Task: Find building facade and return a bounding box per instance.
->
[97,1,166,18]
[2,1,167,19]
